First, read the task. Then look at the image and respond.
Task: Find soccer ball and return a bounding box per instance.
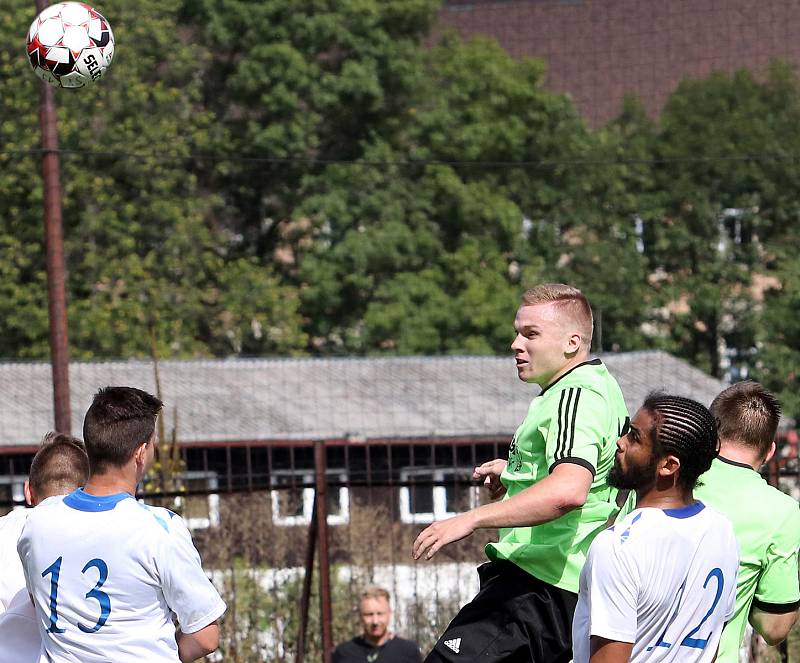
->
[26,2,114,89]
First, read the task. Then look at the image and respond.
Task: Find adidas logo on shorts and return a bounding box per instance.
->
[444,637,461,654]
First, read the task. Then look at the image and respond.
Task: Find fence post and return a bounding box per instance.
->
[296,500,317,663]
[314,440,334,663]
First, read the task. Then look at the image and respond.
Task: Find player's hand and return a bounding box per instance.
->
[412,512,477,561]
[473,459,507,499]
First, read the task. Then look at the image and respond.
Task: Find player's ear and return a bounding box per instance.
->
[564,330,582,355]
[658,454,680,479]
[24,479,35,507]
[133,440,149,465]
[764,440,776,464]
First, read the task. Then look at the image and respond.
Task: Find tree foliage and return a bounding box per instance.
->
[3,1,800,416]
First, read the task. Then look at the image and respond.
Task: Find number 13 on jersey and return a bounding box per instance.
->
[42,556,112,634]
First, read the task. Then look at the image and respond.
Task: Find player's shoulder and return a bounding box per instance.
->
[21,493,66,524]
[542,359,607,393]
[762,488,800,541]
[758,481,800,520]
[695,501,738,539]
[607,504,703,545]
[133,500,188,538]
[0,507,28,531]
[540,359,625,414]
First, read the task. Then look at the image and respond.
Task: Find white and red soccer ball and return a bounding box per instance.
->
[26,2,114,88]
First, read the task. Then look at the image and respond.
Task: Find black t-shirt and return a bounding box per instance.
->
[332,636,423,663]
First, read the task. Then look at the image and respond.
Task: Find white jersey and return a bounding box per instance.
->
[572,501,738,663]
[0,588,40,663]
[0,508,28,614]
[17,489,226,663]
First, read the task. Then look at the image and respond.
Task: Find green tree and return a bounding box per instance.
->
[626,64,800,377]
[185,0,439,261]
[0,0,306,359]
[296,36,650,354]
[757,253,800,419]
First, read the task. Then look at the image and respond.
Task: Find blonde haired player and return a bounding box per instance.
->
[414,284,629,662]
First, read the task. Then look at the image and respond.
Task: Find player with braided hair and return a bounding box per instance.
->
[572,393,739,663]
[633,393,719,491]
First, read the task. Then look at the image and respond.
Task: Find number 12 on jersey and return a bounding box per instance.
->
[648,567,725,652]
[42,556,112,634]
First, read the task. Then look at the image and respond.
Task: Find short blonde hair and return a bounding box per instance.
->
[361,586,391,603]
[520,283,593,345]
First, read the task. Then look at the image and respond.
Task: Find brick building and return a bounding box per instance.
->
[435,0,800,126]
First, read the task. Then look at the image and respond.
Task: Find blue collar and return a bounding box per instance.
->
[663,501,705,519]
[63,488,131,512]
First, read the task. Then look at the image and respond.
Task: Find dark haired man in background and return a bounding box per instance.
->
[18,386,226,663]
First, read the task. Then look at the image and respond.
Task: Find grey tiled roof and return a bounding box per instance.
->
[0,351,727,448]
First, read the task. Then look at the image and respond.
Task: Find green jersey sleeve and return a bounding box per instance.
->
[754,505,800,610]
[544,387,610,477]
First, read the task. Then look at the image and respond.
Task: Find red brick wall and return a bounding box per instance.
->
[434,0,800,126]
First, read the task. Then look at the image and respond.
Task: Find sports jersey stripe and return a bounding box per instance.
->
[566,388,581,457]
[556,387,582,459]
[556,389,570,459]
[556,387,577,459]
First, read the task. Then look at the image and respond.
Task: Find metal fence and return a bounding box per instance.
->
[1,436,798,662]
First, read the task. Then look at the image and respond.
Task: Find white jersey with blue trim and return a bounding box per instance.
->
[572,501,738,663]
[17,489,226,663]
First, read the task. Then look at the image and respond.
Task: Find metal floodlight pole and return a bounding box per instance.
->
[314,440,333,663]
[36,0,71,434]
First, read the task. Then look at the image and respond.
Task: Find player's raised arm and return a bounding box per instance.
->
[412,462,592,560]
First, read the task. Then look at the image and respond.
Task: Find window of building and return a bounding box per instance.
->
[0,475,27,515]
[270,470,349,526]
[172,471,221,530]
[398,468,479,525]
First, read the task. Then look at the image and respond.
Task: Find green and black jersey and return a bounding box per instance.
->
[694,457,800,663]
[485,358,629,594]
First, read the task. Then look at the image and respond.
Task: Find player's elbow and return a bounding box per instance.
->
[750,608,799,646]
[759,626,792,647]
[553,489,586,514]
[178,622,221,661]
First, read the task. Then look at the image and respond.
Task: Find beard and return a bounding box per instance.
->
[607,455,658,490]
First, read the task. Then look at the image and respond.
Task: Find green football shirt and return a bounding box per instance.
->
[694,456,800,662]
[485,358,629,593]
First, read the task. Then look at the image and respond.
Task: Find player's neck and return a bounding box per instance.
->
[717,441,763,470]
[83,470,138,497]
[635,484,693,511]
[544,351,591,387]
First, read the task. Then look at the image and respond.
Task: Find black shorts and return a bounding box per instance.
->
[424,560,577,663]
